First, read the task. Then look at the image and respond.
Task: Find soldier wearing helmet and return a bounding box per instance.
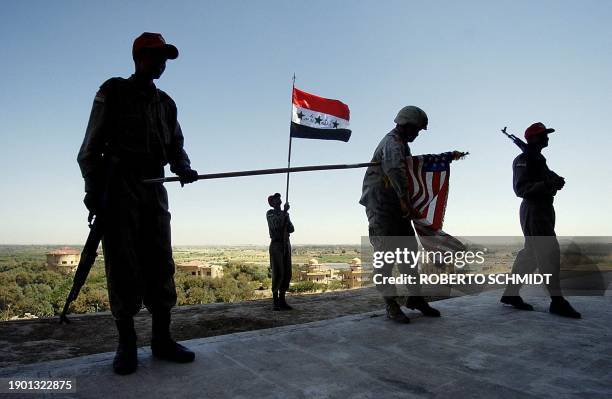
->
[77,32,198,374]
[500,122,581,318]
[360,106,457,323]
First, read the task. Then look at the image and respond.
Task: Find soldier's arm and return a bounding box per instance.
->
[286,214,295,234]
[166,102,193,175]
[513,158,557,198]
[381,139,409,200]
[77,86,110,193]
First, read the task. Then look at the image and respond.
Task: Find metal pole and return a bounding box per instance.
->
[285,74,296,203]
[143,162,379,184]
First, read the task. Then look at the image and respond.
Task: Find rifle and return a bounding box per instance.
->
[60,160,115,324]
[59,213,103,324]
[501,127,528,152]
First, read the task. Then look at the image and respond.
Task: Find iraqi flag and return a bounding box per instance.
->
[291,87,351,142]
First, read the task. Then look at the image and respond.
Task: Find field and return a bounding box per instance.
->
[1,240,610,320]
[0,245,363,320]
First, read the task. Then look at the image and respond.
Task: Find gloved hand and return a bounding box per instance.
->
[177,168,198,187]
[553,176,565,190]
[548,171,565,191]
[283,203,290,212]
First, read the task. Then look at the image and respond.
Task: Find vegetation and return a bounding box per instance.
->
[0,245,361,320]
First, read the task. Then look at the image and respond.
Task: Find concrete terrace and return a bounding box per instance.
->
[1,292,610,399]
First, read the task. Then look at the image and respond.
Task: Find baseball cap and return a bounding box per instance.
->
[268,193,281,206]
[132,32,179,60]
[524,122,555,140]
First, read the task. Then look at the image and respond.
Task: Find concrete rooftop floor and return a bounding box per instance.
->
[1,292,610,399]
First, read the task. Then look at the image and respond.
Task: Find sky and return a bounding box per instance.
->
[1,0,611,245]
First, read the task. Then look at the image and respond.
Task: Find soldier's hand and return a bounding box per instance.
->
[83,191,101,214]
[178,168,199,187]
[400,198,418,219]
[555,177,565,190]
[451,151,468,160]
[283,203,290,212]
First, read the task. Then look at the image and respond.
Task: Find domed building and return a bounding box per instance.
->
[46,247,80,274]
[342,257,372,288]
[299,258,341,284]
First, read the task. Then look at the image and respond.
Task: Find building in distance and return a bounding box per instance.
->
[299,258,372,288]
[343,258,373,288]
[46,247,80,274]
[176,260,224,279]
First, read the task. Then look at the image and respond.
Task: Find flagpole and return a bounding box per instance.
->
[285,73,296,203]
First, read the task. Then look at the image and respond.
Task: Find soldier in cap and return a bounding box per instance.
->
[501,122,581,318]
[77,32,199,374]
[360,106,463,323]
[266,193,295,310]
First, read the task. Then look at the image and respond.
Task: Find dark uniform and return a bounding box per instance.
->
[266,209,294,294]
[77,75,193,320]
[507,149,562,296]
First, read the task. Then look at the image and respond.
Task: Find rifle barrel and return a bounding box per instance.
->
[143,162,380,184]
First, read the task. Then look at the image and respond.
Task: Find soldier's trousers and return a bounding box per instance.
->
[506,200,562,297]
[270,241,291,293]
[102,177,177,320]
[367,209,421,302]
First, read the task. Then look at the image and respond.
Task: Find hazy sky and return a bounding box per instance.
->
[1,1,611,245]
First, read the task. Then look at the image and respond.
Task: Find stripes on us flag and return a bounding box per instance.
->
[290,87,351,142]
[406,152,464,251]
[407,153,451,232]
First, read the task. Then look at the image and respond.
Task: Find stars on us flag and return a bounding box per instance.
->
[423,154,451,172]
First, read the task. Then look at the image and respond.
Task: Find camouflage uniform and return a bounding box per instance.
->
[77,75,193,320]
[266,209,295,293]
[360,128,420,300]
[507,149,562,296]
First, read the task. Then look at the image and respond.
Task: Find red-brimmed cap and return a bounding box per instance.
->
[524,122,555,140]
[132,32,178,60]
[268,193,281,206]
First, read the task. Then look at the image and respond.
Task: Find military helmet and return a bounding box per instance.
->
[394,106,428,130]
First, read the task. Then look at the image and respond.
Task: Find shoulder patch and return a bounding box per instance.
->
[94,90,105,103]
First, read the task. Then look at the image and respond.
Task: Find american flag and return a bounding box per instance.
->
[406,152,464,251]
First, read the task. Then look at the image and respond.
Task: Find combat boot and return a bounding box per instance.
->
[272,291,281,311]
[151,312,196,363]
[113,318,138,375]
[385,299,410,323]
[550,297,581,319]
[500,295,534,311]
[279,291,293,310]
[406,296,441,317]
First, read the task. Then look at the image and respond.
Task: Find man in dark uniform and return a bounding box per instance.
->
[77,32,199,374]
[266,193,294,311]
[500,122,581,318]
[360,106,448,323]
